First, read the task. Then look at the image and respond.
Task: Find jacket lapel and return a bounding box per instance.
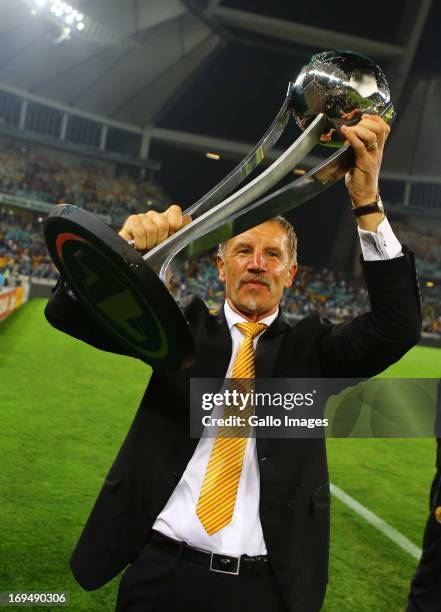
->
[191,302,290,379]
[254,309,290,457]
[255,308,290,378]
[190,306,232,379]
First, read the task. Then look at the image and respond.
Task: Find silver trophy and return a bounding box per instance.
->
[44,50,394,370]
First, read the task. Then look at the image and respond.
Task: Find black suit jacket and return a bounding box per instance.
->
[44,249,421,612]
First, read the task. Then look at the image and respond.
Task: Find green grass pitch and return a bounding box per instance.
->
[0,299,440,611]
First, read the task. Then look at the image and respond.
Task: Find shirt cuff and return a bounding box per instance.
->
[358,217,403,261]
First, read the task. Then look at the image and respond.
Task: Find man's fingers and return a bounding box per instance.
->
[131,215,153,251]
[355,125,378,147]
[341,125,370,156]
[164,204,184,233]
[146,210,170,246]
[182,214,192,227]
[357,115,390,144]
[359,115,390,135]
[342,115,390,151]
[342,114,389,205]
[119,214,158,251]
[139,214,159,250]
[118,227,131,241]
[363,113,391,132]
[118,204,191,252]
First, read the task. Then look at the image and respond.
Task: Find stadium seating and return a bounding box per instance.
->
[171,252,441,338]
[0,139,439,337]
[0,140,167,219]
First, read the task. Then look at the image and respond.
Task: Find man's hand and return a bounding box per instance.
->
[118,204,191,252]
[342,114,390,206]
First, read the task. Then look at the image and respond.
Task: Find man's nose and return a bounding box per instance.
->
[247,250,267,271]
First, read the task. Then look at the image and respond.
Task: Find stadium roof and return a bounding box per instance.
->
[0,0,441,188]
[0,0,219,125]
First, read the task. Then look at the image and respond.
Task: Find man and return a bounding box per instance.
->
[406,381,441,612]
[45,115,421,611]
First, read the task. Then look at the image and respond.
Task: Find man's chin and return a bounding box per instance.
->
[235,298,265,316]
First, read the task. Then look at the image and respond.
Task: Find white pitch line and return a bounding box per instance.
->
[330,483,422,561]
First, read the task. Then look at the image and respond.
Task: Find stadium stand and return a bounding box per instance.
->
[392,218,441,279]
[0,138,439,338]
[0,206,57,283]
[172,252,441,339]
[1,205,440,337]
[0,139,168,220]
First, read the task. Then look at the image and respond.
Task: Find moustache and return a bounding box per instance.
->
[238,277,271,289]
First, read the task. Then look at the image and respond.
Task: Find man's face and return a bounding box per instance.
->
[217,221,298,320]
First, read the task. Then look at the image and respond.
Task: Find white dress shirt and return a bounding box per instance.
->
[153,217,403,555]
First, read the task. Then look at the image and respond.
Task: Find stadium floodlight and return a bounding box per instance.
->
[53,24,71,43]
[21,0,137,46]
[25,0,86,39]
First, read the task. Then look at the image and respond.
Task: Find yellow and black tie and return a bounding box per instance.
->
[196,321,267,535]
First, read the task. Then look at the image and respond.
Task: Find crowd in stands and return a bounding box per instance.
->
[392,219,441,279]
[0,137,439,336]
[172,252,441,337]
[1,208,440,336]
[0,208,58,283]
[0,141,167,220]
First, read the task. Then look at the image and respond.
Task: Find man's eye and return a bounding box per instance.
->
[267,251,278,257]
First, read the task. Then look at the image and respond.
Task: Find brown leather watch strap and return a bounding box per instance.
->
[353,202,380,217]
[352,196,384,217]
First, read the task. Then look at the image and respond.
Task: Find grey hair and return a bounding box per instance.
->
[217,216,298,265]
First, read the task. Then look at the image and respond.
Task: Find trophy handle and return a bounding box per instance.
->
[184,82,296,219]
[143,113,327,278]
[173,103,395,257]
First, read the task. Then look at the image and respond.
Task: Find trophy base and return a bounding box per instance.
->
[44,205,195,370]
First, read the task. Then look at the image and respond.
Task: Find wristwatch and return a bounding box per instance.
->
[352,194,384,217]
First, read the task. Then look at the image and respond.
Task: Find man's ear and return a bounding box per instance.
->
[284,263,298,288]
[217,255,226,283]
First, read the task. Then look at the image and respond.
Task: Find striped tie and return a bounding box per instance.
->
[196,321,267,535]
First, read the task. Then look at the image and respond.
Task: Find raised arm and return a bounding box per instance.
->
[319,115,421,377]
[319,250,421,377]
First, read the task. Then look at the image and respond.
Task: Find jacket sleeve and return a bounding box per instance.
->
[319,248,422,378]
[44,275,132,356]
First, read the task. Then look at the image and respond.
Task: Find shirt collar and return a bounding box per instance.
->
[224,299,279,332]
